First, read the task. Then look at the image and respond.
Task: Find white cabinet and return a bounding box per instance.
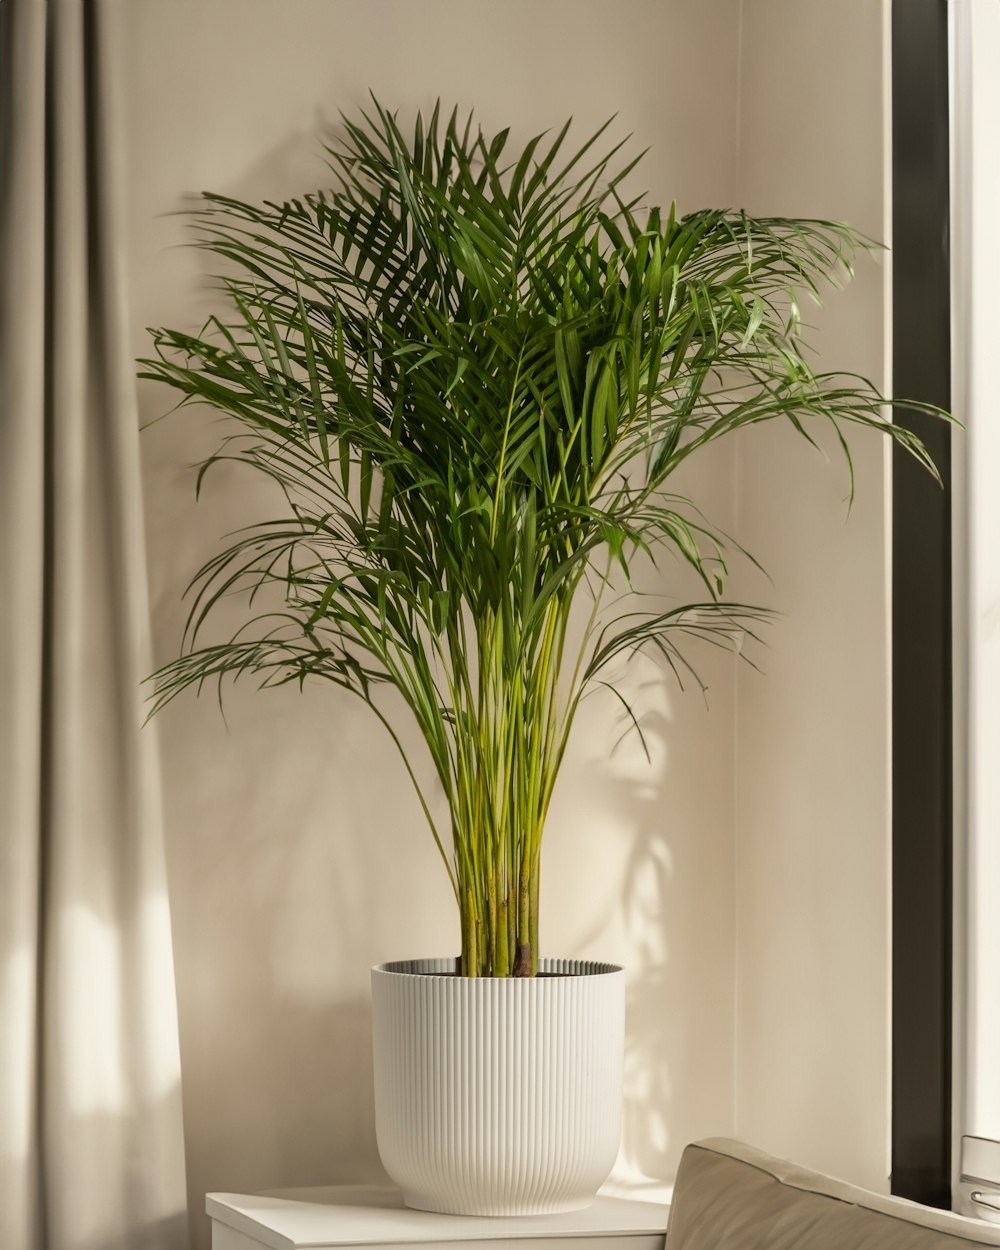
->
[207,1185,669,1250]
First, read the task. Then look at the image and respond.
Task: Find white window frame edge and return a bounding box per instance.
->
[950,0,1000,1210]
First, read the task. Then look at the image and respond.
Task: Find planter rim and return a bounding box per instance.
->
[372,956,623,980]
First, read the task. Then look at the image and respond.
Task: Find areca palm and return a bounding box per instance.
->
[141,98,940,977]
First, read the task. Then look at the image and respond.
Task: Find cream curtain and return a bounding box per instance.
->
[0,1,189,1248]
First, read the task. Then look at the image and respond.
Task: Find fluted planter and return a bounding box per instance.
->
[370,957,625,1216]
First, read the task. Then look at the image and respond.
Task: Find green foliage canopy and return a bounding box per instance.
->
[141,98,940,976]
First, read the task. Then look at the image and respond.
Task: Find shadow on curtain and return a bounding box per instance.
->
[0,1,189,1247]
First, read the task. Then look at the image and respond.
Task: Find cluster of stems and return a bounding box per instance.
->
[448,594,573,977]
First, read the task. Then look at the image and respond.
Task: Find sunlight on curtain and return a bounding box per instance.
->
[58,907,127,1118]
[137,896,186,1103]
[0,951,34,1164]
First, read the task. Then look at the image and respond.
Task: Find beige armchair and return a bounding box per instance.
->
[667,1139,1000,1249]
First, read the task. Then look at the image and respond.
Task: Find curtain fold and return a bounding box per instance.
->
[1,2,189,1247]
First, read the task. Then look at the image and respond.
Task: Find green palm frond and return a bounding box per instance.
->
[140,96,948,977]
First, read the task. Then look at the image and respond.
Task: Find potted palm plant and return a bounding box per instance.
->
[141,98,941,1216]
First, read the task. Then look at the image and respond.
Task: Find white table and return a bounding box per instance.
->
[207,1185,670,1250]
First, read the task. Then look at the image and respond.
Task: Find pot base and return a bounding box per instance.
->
[403,1193,596,1217]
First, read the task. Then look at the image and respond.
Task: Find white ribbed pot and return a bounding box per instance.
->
[371,957,624,1216]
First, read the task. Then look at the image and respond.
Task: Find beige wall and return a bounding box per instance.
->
[732,0,893,1193]
[123,5,744,1246]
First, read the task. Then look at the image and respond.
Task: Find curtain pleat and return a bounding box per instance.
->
[0,2,189,1248]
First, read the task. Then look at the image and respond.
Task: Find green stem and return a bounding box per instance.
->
[496,897,510,977]
[514,855,532,976]
[507,879,516,969]
[487,866,498,974]
[529,850,540,976]
[463,887,478,977]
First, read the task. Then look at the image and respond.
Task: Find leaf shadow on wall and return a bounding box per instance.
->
[550,664,737,1190]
